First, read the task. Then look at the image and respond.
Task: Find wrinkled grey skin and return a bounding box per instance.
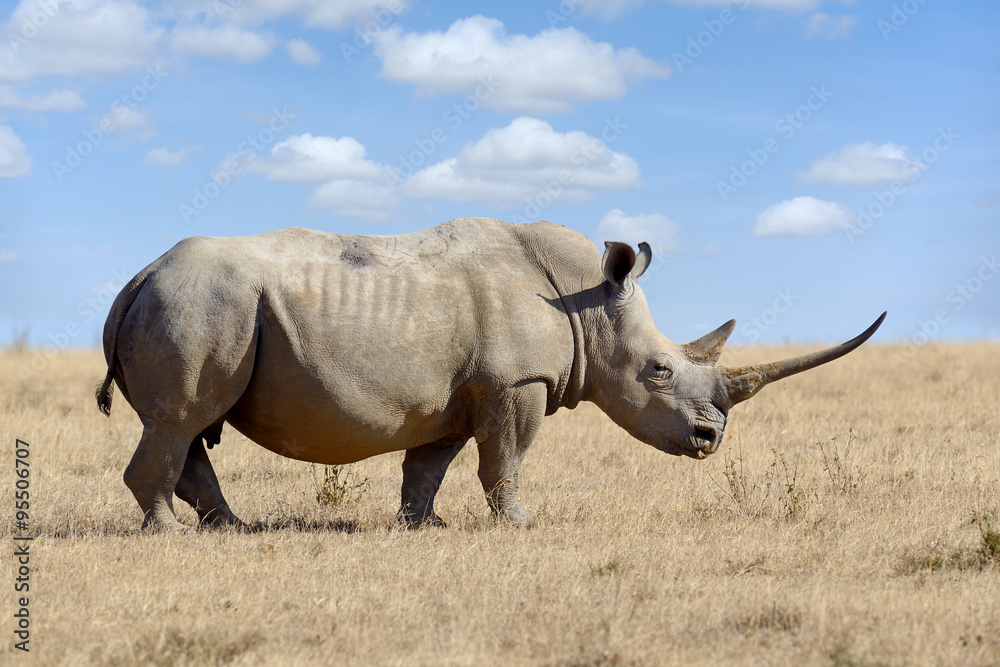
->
[97,218,884,531]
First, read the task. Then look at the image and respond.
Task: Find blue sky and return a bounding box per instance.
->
[1,0,997,351]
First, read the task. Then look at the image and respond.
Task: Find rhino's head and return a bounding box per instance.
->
[586,241,885,459]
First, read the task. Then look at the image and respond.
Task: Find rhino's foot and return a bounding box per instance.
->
[396,507,447,529]
[140,515,194,534]
[197,506,247,531]
[495,504,537,529]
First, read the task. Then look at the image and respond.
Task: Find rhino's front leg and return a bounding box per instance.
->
[398,436,467,528]
[475,381,547,528]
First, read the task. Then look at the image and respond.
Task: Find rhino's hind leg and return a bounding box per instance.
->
[398,436,467,528]
[475,381,547,528]
[115,279,259,531]
[124,422,198,532]
[174,429,245,529]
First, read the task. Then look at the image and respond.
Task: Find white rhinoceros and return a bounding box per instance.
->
[97,218,884,530]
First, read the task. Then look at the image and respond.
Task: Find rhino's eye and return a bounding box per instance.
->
[641,358,676,389]
[651,360,674,379]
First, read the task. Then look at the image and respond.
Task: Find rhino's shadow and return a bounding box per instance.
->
[538,284,606,314]
[241,517,362,534]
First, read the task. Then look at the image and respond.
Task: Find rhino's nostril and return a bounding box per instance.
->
[693,427,717,448]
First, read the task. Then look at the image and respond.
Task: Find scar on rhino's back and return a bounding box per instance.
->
[338,241,382,268]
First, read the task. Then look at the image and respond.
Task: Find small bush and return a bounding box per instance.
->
[590,560,623,577]
[818,431,866,495]
[712,449,774,520]
[772,448,811,519]
[972,511,1000,562]
[710,446,813,520]
[311,464,370,508]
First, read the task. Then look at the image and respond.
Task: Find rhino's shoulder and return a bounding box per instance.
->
[507,220,603,274]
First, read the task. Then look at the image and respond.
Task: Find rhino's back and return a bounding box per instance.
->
[241,218,563,371]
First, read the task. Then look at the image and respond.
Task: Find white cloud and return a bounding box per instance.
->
[400,117,641,206]
[0,0,163,82]
[0,86,85,111]
[804,12,856,40]
[595,209,679,255]
[243,120,641,218]
[171,25,274,63]
[753,196,854,237]
[0,0,399,81]
[245,133,397,220]
[799,142,926,186]
[372,16,670,114]
[307,180,399,220]
[106,105,157,141]
[233,0,409,29]
[0,126,31,178]
[286,38,321,65]
[143,146,201,167]
[247,133,385,183]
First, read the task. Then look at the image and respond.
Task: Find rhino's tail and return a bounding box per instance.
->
[96,272,149,416]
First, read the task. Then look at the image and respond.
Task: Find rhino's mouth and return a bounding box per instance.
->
[650,425,723,459]
[686,425,723,459]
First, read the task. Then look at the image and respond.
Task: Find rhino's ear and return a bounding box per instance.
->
[683,319,736,366]
[602,241,636,287]
[631,242,652,280]
[603,242,653,287]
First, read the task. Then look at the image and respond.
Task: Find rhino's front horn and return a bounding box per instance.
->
[684,319,736,366]
[722,311,887,406]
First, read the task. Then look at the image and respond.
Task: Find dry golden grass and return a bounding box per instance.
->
[2,343,999,666]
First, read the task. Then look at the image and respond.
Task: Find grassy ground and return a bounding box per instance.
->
[2,343,998,666]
